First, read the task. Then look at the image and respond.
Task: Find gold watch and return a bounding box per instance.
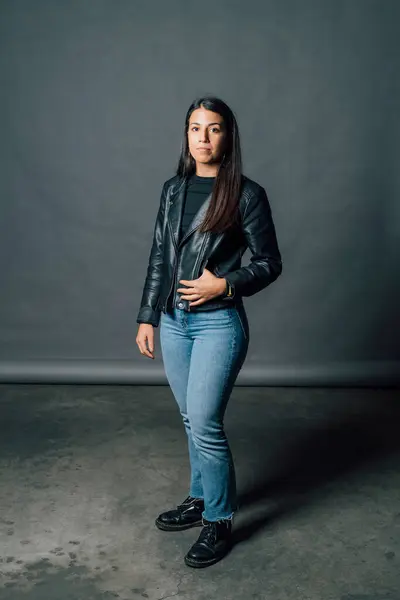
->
[225,280,233,297]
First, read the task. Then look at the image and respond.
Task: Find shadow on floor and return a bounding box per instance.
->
[234,391,400,544]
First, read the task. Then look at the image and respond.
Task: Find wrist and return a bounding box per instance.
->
[221,278,228,296]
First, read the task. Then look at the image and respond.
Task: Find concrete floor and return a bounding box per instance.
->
[0,383,399,600]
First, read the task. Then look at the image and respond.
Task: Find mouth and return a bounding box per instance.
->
[197,148,211,152]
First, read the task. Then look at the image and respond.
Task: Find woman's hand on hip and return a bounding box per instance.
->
[177,268,226,307]
[136,324,155,359]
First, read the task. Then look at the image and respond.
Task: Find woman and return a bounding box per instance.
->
[136,96,282,568]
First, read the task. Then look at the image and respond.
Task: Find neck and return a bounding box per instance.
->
[195,162,220,177]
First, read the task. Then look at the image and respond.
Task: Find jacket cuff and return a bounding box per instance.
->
[136,306,161,328]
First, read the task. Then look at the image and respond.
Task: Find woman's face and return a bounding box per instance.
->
[187,107,227,166]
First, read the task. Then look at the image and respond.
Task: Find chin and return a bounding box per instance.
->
[196,155,214,162]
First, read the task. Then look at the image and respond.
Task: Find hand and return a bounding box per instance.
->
[136,323,155,359]
[177,268,226,307]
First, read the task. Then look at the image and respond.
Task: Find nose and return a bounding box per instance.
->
[199,129,209,143]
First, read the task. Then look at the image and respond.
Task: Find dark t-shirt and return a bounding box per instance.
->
[179,173,215,241]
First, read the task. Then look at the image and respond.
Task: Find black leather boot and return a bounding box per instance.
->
[155,495,205,531]
[184,516,233,568]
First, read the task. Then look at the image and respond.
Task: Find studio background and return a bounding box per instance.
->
[0,0,398,385]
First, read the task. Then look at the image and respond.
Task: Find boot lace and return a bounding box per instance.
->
[198,518,231,547]
[178,495,203,510]
[198,521,217,546]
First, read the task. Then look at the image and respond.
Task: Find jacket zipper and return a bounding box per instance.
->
[192,232,209,279]
[165,216,178,310]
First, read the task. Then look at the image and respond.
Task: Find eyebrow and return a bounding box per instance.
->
[190,122,222,126]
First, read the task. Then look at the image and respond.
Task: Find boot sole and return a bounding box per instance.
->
[155,517,203,531]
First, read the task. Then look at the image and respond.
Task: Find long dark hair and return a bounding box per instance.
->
[176,96,243,233]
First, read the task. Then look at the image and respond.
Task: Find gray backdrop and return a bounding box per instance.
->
[0,0,399,385]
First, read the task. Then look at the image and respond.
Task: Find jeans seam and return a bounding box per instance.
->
[233,307,248,341]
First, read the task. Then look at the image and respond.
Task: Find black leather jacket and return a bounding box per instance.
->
[136,174,282,327]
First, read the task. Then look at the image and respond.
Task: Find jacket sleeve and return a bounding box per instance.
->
[222,186,282,298]
[136,182,167,327]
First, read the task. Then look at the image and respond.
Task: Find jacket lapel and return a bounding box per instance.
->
[167,177,213,249]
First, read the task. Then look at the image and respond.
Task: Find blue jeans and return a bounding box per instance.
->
[159,304,249,522]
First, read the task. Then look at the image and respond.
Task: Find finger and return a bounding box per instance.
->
[178,291,197,297]
[180,293,201,300]
[138,344,153,358]
[145,334,154,354]
[137,340,154,359]
[177,290,198,296]
[188,299,206,306]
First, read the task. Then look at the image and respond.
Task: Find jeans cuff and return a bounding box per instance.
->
[202,510,236,522]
